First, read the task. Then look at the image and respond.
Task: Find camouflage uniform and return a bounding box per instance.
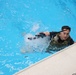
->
[46,32,74,53]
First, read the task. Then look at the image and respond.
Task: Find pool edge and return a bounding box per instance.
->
[14,43,76,75]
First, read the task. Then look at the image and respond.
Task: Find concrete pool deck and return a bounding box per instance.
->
[14,43,76,75]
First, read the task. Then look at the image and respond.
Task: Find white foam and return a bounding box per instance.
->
[21,34,50,53]
[31,24,40,32]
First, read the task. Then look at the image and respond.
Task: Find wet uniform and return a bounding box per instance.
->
[46,32,74,52]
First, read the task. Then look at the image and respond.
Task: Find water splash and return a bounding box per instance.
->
[21,33,50,53]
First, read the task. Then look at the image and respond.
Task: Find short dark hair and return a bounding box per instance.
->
[61,26,71,32]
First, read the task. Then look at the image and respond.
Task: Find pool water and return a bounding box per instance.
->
[0,0,76,75]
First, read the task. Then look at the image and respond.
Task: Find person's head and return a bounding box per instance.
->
[59,26,71,40]
[61,26,71,32]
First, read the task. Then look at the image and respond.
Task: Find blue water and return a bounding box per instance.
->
[0,0,76,75]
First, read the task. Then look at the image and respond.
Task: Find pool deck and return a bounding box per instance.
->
[14,43,76,75]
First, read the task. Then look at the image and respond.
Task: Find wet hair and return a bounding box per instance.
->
[61,26,71,32]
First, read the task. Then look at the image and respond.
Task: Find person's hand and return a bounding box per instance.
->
[35,32,46,38]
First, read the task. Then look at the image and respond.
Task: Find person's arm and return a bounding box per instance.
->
[39,32,50,36]
[35,32,50,38]
[38,32,59,37]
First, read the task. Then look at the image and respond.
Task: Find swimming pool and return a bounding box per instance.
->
[0,0,76,75]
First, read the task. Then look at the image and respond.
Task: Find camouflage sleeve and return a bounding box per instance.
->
[49,32,59,38]
[69,38,74,45]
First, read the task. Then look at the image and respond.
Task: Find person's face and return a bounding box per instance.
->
[59,29,70,40]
